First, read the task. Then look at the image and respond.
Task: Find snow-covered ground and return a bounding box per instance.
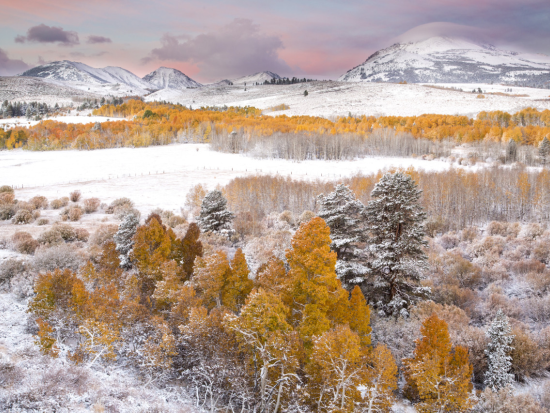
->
[0,112,127,130]
[145,81,550,118]
[1,144,460,215]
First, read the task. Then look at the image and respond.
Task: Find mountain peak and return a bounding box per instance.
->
[339,36,550,87]
[143,67,202,89]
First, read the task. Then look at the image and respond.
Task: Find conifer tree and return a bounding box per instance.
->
[484,310,514,391]
[317,184,369,288]
[197,190,234,235]
[114,213,140,269]
[364,172,429,317]
[539,137,550,165]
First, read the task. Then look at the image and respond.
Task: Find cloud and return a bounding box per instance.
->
[0,48,30,75]
[144,18,291,80]
[15,24,79,46]
[394,22,493,44]
[87,35,112,44]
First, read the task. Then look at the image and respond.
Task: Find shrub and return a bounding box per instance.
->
[278,210,295,226]
[487,221,507,236]
[0,185,14,193]
[29,195,48,209]
[461,226,478,242]
[0,204,16,220]
[90,224,118,246]
[474,388,546,413]
[50,197,69,209]
[297,210,315,225]
[523,223,544,240]
[12,209,33,224]
[74,228,90,242]
[52,223,78,241]
[60,205,83,222]
[167,215,186,228]
[37,218,49,226]
[83,198,100,213]
[106,197,134,213]
[439,232,460,250]
[510,325,550,381]
[33,244,83,272]
[0,258,28,292]
[70,190,82,202]
[15,237,39,255]
[37,228,64,247]
[0,192,15,204]
[15,201,34,211]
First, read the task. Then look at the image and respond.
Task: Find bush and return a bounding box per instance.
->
[106,197,134,213]
[50,197,69,209]
[0,185,14,193]
[474,388,546,413]
[167,215,186,228]
[52,223,78,242]
[297,210,315,225]
[33,244,83,272]
[90,224,118,246]
[15,201,35,211]
[523,223,544,240]
[70,190,82,202]
[74,228,90,242]
[37,218,49,226]
[60,205,83,222]
[0,258,29,292]
[0,192,15,204]
[83,198,100,213]
[0,204,16,220]
[37,228,64,247]
[278,210,295,226]
[29,195,48,209]
[12,209,33,224]
[15,237,39,255]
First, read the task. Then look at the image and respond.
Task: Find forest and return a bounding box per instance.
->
[2,165,550,412]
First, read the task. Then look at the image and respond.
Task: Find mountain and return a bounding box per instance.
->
[20,61,155,91]
[339,36,550,87]
[231,71,282,85]
[142,67,202,89]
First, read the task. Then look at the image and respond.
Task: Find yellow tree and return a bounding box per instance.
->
[403,314,473,412]
[225,288,302,413]
[348,285,372,347]
[223,248,254,312]
[193,250,231,309]
[307,324,367,412]
[362,344,398,413]
[285,217,350,348]
[78,319,120,367]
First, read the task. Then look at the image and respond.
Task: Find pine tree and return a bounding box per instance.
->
[317,184,368,287]
[197,190,234,235]
[114,213,140,269]
[364,172,429,317]
[539,137,550,166]
[484,310,514,391]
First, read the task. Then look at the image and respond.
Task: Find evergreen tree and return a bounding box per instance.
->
[484,310,514,391]
[114,213,140,269]
[539,137,550,165]
[197,190,234,235]
[304,90,308,97]
[364,172,429,317]
[317,184,368,287]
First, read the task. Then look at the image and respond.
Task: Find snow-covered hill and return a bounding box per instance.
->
[231,71,282,85]
[339,36,550,87]
[19,61,156,95]
[143,67,202,89]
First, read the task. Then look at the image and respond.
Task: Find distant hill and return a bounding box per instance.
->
[231,71,282,85]
[339,36,550,88]
[142,67,202,90]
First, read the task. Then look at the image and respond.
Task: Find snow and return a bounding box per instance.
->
[231,71,282,85]
[1,144,461,216]
[0,112,127,130]
[143,67,202,90]
[144,80,550,118]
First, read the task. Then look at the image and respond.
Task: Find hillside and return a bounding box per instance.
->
[142,67,202,89]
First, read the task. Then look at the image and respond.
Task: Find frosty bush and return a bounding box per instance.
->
[37,228,64,247]
[69,190,82,202]
[0,185,14,193]
[297,210,315,225]
[33,244,83,272]
[37,218,49,226]
[12,208,33,224]
[90,224,118,246]
[167,215,186,228]
[29,195,48,209]
[60,205,83,222]
[12,231,39,255]
[106,197,134,214]
[0,258,28,292]
[185,183,207,211]
[50,197,69,209]
[83,197,100,213]
[0,204,16,220]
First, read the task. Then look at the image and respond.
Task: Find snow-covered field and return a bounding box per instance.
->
[0,113,127,130]
[145,81,550,118]
[1,144,459,215]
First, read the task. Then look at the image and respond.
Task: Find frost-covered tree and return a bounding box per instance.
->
[539,137,550,165]
[197,190,234,235]
[506,139,517,163]
[114,213,140,269]
[484,310,514,391]
[364,172,429,317]
[317,184,369,288]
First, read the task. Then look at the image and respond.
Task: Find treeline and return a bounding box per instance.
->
[2,100,550,154]
[222,166,550,234]
[1,100,58,120]
[262,77,314,85]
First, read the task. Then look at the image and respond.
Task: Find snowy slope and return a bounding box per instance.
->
[231,71,282,85]
[19,61,156,95]
[143,67,202,89]
[339,36,550,87]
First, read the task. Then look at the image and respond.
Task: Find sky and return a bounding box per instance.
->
[0,0,549,82]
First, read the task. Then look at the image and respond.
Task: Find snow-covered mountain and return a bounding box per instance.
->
[142,67,202,89]
[231,71,282,85]
[339,36,550,87]
[20,61,155,92]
